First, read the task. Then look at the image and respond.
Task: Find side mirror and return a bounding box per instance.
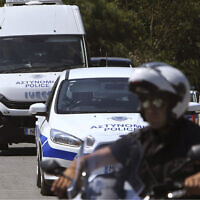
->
[29,103,47,115]
[187,144,200,160]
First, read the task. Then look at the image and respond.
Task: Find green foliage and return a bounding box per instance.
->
[69,0,145,59]
[69,0,200,89]
[1,0,199,89]
[0,0,4,6]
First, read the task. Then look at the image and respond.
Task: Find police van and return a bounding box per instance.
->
[0,0,89,149]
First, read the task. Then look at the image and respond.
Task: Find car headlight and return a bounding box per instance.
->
[50,129,82,147]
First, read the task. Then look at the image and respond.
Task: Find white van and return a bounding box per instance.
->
[0,0,89,149]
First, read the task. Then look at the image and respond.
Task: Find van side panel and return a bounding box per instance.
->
[0,5,85,36]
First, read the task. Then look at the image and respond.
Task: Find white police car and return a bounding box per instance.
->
[29,67,147,195]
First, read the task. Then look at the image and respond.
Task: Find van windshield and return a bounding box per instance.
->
[57,78,140,114]
[0,35,87,73]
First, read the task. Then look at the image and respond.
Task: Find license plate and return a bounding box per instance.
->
[24,128,35,136]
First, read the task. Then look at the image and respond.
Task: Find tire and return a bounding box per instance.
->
[36,157,41,188]
[36,143,41,188]
[40,166,52,196]
[38,145,52,196]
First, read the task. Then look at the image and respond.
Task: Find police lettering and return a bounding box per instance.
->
[16,80,55,88]
[91,124,144,132]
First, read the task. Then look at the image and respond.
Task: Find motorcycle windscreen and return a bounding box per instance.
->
[80,140,145,197]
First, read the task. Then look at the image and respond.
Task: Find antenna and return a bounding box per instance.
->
[105,52,108,67]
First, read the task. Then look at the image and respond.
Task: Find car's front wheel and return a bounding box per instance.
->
[40,164,52,195]
[37,144,52,195]
[36,156,41,188]
[36,142,41,188]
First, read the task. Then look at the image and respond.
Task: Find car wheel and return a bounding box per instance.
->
[37,143,52,195]
[36,156,41,188]
[40,165,52,196]
[36,143,41,188]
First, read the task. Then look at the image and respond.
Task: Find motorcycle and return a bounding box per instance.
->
[41,138,142,199]
[41,140,200,199]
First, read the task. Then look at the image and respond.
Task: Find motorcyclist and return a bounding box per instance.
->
[51,62,200,198]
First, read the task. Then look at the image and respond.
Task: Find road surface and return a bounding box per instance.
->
[0,143,55,199]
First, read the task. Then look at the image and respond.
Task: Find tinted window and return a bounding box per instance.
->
[107,60,132,67]
[57,78,140,114]
[91,58,133,67]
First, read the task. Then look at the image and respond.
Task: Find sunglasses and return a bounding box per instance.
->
[141,98,164,109]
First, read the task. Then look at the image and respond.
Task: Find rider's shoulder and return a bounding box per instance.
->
[176,117,200,142]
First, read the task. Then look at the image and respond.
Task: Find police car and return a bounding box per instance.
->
[29,67,148,195]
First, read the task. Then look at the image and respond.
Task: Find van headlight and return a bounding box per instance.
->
[50,129,82,147]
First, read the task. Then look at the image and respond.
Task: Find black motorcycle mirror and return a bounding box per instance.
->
[187,144,200,160]
[170,144,200,177]
[40,159,65,176]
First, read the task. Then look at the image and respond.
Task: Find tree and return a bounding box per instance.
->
[66,0,145,60]
[0,0,4,6]
[68,0,200,88]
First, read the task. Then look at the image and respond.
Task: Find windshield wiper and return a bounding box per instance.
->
[0,62,85,73]
[51,63,85,70]
[2,66,35,73]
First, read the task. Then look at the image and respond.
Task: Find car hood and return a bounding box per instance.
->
[0,72,60,102]
[50,113,148,141]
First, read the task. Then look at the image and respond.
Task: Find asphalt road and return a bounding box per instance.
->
[0,143,55,200]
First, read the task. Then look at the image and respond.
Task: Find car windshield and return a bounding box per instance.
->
[0,35,86,73]
[57,78,140,114]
